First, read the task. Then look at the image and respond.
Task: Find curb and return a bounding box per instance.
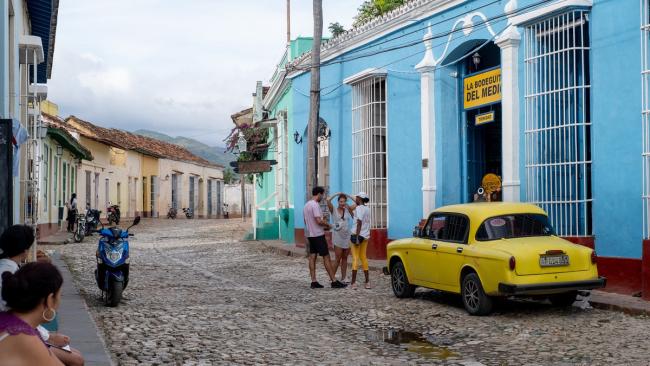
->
[260,241,650,317]
[588,301,650,317]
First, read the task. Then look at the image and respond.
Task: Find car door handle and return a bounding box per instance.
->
[431,243,438,250]
[456,247,463,253]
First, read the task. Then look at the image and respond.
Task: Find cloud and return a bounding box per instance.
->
[47,0,363,145]
[78,68,131,94]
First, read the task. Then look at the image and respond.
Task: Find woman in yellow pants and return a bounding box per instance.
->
[349,192,371,289]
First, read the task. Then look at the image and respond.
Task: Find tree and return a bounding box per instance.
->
[223,168,236,184]
[328,22,345,37]
[353,0,406,27]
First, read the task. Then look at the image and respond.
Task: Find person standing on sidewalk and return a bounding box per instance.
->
[349,192,371,289]
[65,194,78,233]
[304,187,347,289]
[326,193,352,283]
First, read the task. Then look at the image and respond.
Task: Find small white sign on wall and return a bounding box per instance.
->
[318,137,329,157]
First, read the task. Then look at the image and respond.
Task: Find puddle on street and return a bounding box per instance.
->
[367,330,458,360]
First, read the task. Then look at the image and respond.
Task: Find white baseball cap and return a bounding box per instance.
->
[357,192,369,200]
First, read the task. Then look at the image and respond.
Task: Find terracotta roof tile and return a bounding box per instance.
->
[64,115,222,169]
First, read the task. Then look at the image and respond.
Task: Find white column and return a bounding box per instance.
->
[496,21,521,202]
[416,23,437,217]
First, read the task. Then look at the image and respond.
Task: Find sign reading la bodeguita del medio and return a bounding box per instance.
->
[463,68,502,110]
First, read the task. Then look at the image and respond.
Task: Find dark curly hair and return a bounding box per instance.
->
[0,225,35,259]
[1,262,63,312]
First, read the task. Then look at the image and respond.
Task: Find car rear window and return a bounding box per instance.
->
[475,214,555,241]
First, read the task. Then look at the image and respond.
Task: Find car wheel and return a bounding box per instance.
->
[391,261,416,298]
[549,291,577,307]
[461,272,493,316]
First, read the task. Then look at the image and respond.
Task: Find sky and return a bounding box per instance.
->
[47,0,364,147]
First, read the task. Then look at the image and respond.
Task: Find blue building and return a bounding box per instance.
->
[287,0,650,297]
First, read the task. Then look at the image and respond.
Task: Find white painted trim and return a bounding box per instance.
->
[343,68,387,85]
[287,0,466,79]
[511,0,592,26]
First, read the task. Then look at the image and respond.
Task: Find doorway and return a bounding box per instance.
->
[462,42,502,202]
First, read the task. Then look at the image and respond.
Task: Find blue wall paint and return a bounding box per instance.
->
[386,71,422,239]
[590,0,642,258]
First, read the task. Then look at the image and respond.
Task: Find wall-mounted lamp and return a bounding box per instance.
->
[164,174,170,181]
[56,144,63,157]
[472,52,481,69]
[237,134,247,153]
[293,131,303,144]
[38,125,48,139]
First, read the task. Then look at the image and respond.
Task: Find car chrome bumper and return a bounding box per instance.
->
[498,277,607,295]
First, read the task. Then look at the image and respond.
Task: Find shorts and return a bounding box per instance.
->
[307,235,329,257]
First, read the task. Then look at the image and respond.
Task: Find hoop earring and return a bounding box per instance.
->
[42,308,56,322]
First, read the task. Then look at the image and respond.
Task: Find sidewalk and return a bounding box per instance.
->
[259,240,650,317]
[52,253,114,366]
[39,230,73,245]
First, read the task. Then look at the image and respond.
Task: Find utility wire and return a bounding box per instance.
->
[289,0,552,72]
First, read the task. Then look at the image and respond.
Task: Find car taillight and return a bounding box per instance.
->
[509,256,516,271]
[591,251,597,264]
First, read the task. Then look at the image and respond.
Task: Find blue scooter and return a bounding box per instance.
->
[95,216,140,307]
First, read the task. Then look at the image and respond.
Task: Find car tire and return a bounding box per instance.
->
[391,261,416,298]
[549,291,577,307]
[461,272,493,316]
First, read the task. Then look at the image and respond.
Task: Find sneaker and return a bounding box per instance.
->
[365,282,372,289]
[350,283,358,290]
[331,280,347,288]
[311,282,324,289]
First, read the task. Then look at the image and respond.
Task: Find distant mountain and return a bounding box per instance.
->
[133,129,236,168]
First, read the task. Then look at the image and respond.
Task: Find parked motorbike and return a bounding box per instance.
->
[182,207,194,219]
[107,204,121,226]
[85,205,102,236]
[74,213,86,243]
[94,216,140,307]
[167,206,177,219]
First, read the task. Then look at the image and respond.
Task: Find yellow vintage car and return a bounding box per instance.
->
[384,202,606,315]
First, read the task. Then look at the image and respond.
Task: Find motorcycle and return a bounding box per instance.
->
[107,204,121,226]
[94,216,140,307]
[167,206,177,219]
[84,205,102,236]
[182,207,194,219]
[73,213,86,243]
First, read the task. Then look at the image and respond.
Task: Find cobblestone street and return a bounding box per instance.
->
[58,219,650,366]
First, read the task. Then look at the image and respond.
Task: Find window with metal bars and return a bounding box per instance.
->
[351,76,387,229]
[643,0,650,238]
[524,10,592,236]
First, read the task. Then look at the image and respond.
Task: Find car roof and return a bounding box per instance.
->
[433,202,547,222]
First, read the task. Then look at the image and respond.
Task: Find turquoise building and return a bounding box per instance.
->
[252,37,313,242]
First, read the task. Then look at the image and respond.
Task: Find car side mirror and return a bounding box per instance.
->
[413,226,423,238]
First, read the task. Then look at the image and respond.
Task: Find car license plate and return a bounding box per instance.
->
[539,255,569,267]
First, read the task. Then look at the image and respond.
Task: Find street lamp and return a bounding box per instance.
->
[56,144,63,157]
